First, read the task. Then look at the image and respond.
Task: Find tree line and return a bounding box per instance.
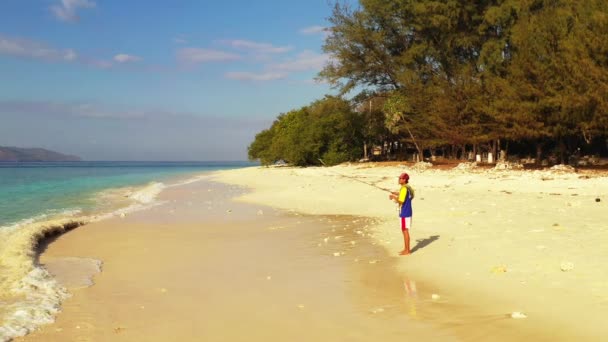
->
[249,0,608,166]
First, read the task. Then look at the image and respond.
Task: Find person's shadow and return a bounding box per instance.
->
[410,235,440,254]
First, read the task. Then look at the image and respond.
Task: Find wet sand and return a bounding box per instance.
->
[19,179,457,341]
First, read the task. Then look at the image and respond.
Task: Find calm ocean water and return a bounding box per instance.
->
[0,161,255,227]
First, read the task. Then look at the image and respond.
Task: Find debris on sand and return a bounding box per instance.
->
[560,262,574,272]
[491,265,507,274]
[510,312,527,319]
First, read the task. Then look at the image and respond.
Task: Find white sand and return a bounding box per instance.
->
[212,163,608,339]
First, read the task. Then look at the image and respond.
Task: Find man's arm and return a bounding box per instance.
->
[390,189,405,203]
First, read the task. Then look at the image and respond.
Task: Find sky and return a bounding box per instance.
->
[0,0,352,161]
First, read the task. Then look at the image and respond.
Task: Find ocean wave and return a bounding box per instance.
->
[127,182,166,204]
[0,219,82,341]
[0,180,173,341]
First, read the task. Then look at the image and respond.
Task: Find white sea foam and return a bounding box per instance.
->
[128,182,166,204]
[168,174,210,187]
[0,209,82,235]
[0,180,172,341]
[0,267,69,341]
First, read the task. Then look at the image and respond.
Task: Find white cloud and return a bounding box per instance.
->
[271,50,330,72]
[0,100,148,119]
[0,34,78,62]
[86,59,113,69]
[64,49,78,61]
[220,40,292,54]
[113,54,142,63]
[299,26,327,35]
[176,48,241,64]
[50,0,96,23]
[0,35,134,70]
[173,37,188,44]
[225,71,288,81]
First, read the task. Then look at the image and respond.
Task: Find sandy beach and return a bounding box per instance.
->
[212,163,608,340]
[15,163,608,341]
[18,175,453,341]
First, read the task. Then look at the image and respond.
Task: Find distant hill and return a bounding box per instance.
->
[0,146,81,162]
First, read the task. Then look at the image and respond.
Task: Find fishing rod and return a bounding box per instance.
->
[317,159,394,194]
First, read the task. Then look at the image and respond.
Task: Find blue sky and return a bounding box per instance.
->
[0,0,352,160]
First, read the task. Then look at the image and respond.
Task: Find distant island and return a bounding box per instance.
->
[0,146,81,162]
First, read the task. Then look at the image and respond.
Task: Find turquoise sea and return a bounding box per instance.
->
[0,161,255,227]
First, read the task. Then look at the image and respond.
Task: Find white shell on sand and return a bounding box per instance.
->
[511,312,527,319]
[431,294,440,300]
[560,262,574,271]
[119,213,126,218]
[333,252,341,256]
[370,307,385,314]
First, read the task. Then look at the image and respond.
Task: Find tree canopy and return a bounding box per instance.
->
[249,0,608,166]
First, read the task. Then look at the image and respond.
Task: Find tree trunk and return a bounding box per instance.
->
[536,143,543,165]
[559,139,566,164]
[404,125,423,159]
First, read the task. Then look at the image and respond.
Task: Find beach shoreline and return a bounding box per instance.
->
[0,170,215,341]
[17,177,464,341]
[9,162,608,341]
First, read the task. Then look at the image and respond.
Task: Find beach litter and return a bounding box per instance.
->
[491,265,507,274]
[510,312,527,319]
[560,262,574,272]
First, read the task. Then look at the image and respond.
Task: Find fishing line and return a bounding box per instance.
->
[317,159,394,194]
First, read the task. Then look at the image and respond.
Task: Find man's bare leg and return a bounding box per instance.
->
[400,230,410,255]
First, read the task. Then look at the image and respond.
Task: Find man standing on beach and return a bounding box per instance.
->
[389,173,414,255]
